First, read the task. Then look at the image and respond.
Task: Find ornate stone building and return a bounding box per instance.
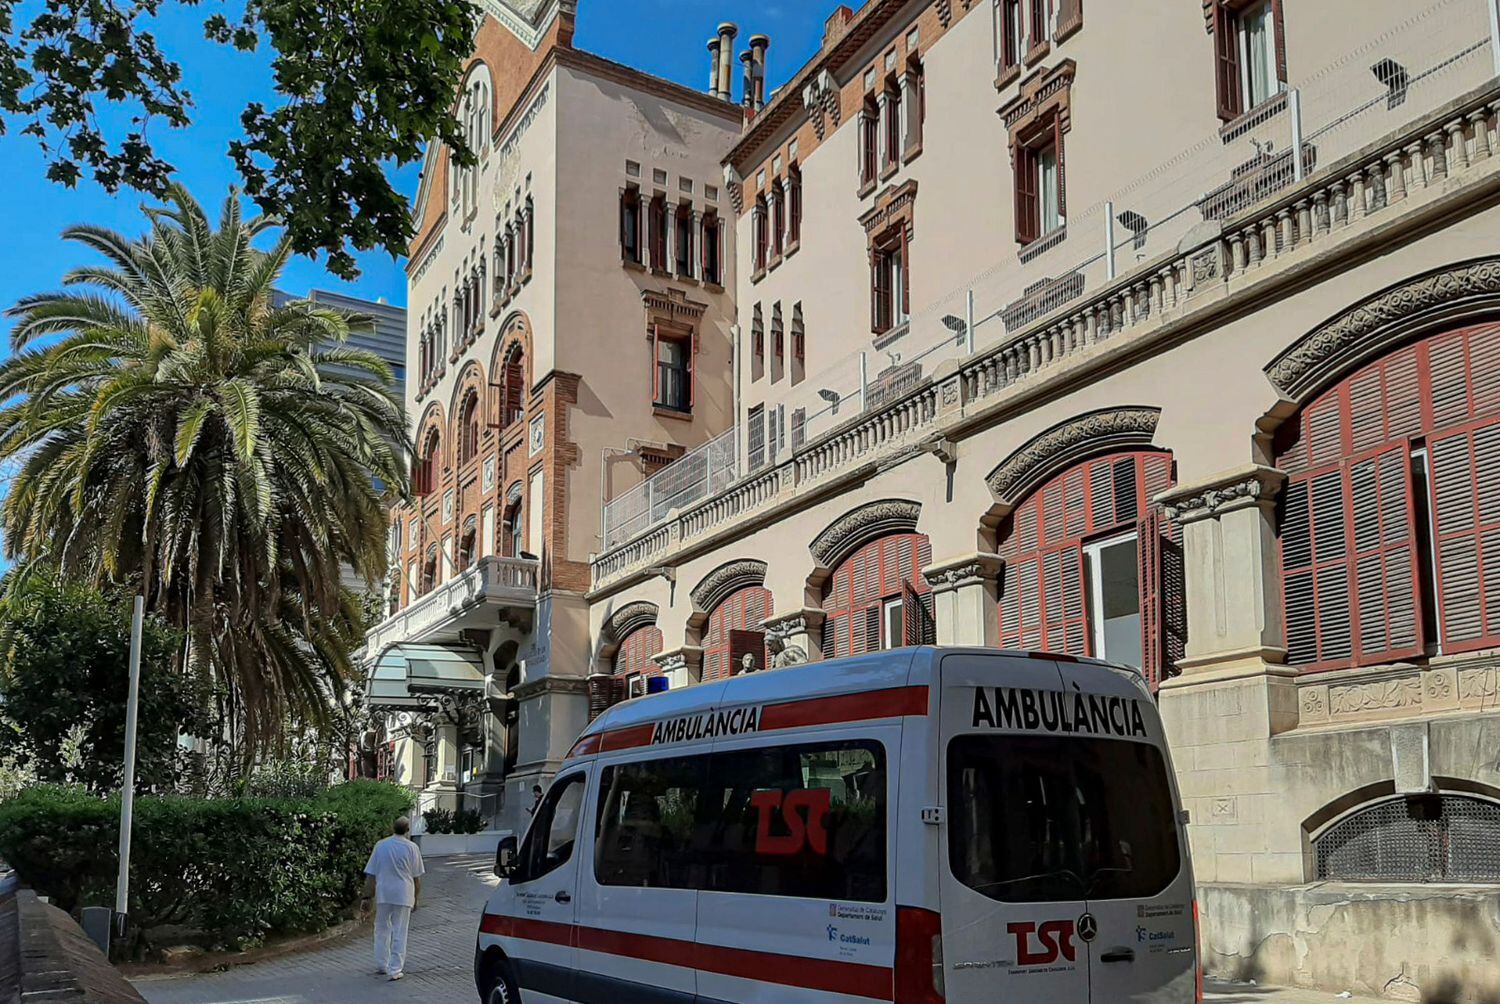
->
[365,0,742,835]
[585,0,1500,996]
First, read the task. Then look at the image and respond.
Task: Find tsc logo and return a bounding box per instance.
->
[1006,920,1076,966]
[749,788,831,856]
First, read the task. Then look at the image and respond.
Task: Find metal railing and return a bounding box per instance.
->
[593,0,1500,584]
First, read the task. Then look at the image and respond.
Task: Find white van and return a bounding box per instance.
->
[475,646,1200,1003]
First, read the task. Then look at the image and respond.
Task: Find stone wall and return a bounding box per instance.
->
[1202,882,1500,1001]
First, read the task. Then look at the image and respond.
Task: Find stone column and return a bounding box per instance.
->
[663,204,676,275]
[900,68,920,155]
[761,609,827,665]
[654,646,704,688]
[876,91,892,173]
[780,176,795,247]
[922,553,1004,647]
[424,718,460,812]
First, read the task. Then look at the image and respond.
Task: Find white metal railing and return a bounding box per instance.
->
[591,0,1499,585]
[366,555,539,654]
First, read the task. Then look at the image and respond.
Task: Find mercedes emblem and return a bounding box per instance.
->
[1077,912,1098,943]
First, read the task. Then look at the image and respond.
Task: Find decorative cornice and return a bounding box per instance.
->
[1160,466,1287,523]
[923,552,1005,591]
[1266,258,1500,402]
[689,559,768,612]
[998,59,1076,133]
[986,408,1161,507]
[513,673,589,702]
[602,600,658,644]
[644,287,710,324]
[858,179,918,235]
[653,646,702,675]
[809,499,922,569]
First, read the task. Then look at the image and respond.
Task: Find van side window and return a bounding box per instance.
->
[593,740,887,903]
[515,772,587,883]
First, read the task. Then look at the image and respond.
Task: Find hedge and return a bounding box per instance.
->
[0,780,413,951]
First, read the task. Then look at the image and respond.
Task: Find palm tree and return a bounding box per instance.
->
[0,184,409,752]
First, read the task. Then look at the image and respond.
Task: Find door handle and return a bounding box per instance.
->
[1099,947,1135,963]
[554,890,571,904]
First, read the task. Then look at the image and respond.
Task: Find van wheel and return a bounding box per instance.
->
[483,971,518,1004]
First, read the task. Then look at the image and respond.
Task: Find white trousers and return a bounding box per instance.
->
[374,902,412,975]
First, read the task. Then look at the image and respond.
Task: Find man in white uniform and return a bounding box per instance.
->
[362,816,425,981]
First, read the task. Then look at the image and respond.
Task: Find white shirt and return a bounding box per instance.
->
[365,835,425,907]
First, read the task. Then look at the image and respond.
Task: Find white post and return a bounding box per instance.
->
[1490,0,1500,77]
[1289,88,1305,182]
[114,594,145,933]
[1104,200,1117,281]
[858,351,869,413]
[965,289,976,356]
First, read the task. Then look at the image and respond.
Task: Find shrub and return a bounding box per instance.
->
[0,780,412,952]
[453,808,487,834]
[420,806,454,834]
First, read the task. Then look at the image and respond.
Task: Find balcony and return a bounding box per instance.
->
[365,555,539,657]
[591,9,1500,594]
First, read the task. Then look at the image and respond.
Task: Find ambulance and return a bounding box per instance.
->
[474,646,1200,1003]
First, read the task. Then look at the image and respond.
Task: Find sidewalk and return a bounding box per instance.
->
[130,854,1382,1004]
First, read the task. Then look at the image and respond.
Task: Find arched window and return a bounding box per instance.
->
[821,533,933,659]
[501,346,526,428]
[996,450,1183,684]
[458,390,480,465]
[416,427,441,496]
[1275,323,1500,670]
[458,517,477,571]
[503,491,524,558]
[612,624,663,698]
[421,545,439,595]
[703,586,773,680]
[1314,793,1500,882]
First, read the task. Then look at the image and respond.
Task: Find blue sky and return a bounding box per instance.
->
[0,0,844,339]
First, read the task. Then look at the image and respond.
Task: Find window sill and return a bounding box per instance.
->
[703,280,725,294]
[1024,40,1051,67]
[1219,91,1288,144]
[784,239,801,259]
[622,257,646,272]
[902,141,923,166]
[652,405,694,421]
[1053,13,1083,44]
[1018,224,1068,263]
[994,62,1022,92]
[858,177,877,200]
[880,160,900,183]
[768,252,784,272]
[872,320,910,350]
[751,267,767,284]
[490,297,506,318]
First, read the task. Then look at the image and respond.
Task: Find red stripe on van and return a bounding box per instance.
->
[569,684,930,758]
[757,686,930,731]
[479,913,894,1000]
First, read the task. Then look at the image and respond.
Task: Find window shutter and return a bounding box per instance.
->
[1053,115,1067,219]
[1213,3,1242,121]
[1139,507,1165,687]
[1280,469,1353,667]
[1429,421,1500,652]
[1015,145,1039,244]
[822,615,840,659]
[791,408,806,450]
[729,629,765,675]
[870,251,882,332]
[1349,445,1424,662]
[861,605,881,655]
[903,581,936,645]
[747,406,766,471]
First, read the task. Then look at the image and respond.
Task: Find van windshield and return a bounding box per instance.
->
[947,734,1180,902]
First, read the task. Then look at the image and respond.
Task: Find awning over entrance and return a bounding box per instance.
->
[366,642,486,710]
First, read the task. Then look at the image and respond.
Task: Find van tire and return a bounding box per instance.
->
[482,969,519,1004]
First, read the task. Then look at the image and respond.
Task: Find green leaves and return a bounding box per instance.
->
[4,0,480,277]
[0,185,412,754]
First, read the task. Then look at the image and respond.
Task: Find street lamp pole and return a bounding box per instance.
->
[114,594,145,938]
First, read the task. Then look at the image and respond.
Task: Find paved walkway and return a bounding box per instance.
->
[132,856,1380,1004]
[132,855,498,1004]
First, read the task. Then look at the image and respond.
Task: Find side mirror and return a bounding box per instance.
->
[495,834,518,879]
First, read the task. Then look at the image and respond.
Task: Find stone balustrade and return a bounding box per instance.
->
[366,554,539,653]
[590,81,1500,595]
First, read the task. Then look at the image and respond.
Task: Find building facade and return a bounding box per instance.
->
[587,0,1500,997]
[365,0,742,834]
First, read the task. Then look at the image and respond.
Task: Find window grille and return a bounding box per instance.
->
[1314,794,1500,882]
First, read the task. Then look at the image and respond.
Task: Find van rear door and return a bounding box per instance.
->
[937,652,1091,1003]
[1053,661,1197,1003]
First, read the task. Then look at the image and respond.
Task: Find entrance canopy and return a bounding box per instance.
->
[366,642,486,710]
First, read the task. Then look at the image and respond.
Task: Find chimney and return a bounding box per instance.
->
[716,22,738,102]
[749,34,770,110]
[740,51,755,110]
[707,37,721,96]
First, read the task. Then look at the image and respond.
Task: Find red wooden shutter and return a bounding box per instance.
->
[903,581,936,645]
[729,629,764,675]
[1053,115,1067,218]
[1429,420,1500,653]
[1015,145,1038,244]
[1280,469,1353,668]
[1213,3,1242,121]
[899,229,910,316]
[1139,507,1165,687]
[1349,444,1424,662]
